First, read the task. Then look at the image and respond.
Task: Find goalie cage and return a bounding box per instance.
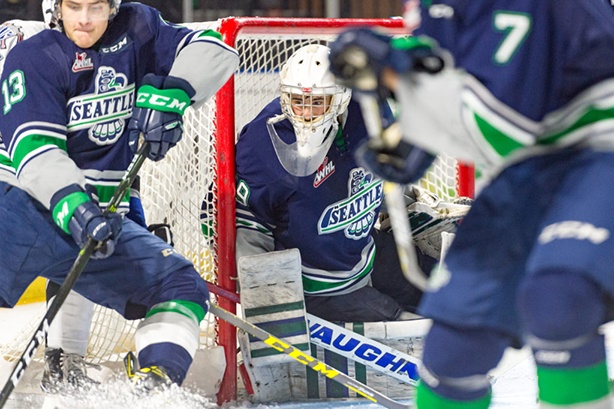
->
[0,17,474,404]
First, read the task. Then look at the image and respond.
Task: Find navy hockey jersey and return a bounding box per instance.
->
[235,98,386,296]
[0,20,44,185]
[398,0,614,169]
[0,3,237,212]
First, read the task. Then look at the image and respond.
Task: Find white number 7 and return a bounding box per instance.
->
[493,12,532,65]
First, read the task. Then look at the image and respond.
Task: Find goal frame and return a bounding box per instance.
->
[212,16,474,404]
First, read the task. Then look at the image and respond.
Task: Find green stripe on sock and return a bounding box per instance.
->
[537,361,609,405]
[416,381,491,409]
[146,300,205,322]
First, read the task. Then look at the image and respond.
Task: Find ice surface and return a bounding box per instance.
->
[2,305,614,408]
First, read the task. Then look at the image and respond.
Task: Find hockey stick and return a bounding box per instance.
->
[208,302,411,409]
[358,92,430,291]
[204,281,424,386]
[205,281,522,387]
[0,143,151,408]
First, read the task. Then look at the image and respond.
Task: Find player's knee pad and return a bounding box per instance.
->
[517,270,604,342]
[150,265,210,316]
[420,322,508,401]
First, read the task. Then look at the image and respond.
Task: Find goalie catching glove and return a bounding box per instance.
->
[379,185,472,259]
[51,184,122,259]
[128,74,196,161]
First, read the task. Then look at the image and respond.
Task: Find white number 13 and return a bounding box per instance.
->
[2,70,26,114]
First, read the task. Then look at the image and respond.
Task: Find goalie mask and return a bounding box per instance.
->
[42,0,121,29]
[269,44,351,177]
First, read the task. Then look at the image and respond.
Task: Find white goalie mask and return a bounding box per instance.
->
[268,44,351,177]
[42,0,121,29]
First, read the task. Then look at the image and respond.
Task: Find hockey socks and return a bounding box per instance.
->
[415,323,508,409]
[537,360,610,408]
[518,271,609,408]
[135,300,205,384]
[416,381,491,409]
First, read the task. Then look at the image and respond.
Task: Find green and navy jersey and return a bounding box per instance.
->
[236,98,389,296]
[400,0,614,170]
[0,3,238,211]
[0,20,45,185]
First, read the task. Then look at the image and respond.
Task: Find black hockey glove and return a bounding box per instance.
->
[51,184,123,259]
[328,27,445,92]
[148,223,174,246]
[355,138,435,185]
[128,73,196,161]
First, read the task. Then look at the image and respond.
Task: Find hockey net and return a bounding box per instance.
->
[0,17,473,403]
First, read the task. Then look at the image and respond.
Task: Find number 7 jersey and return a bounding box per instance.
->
[401,0,614,169]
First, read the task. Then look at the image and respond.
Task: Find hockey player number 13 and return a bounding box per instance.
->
[2,70,26,115]
[493,11,532,65]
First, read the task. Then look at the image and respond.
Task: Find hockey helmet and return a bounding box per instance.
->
[271,44,351,176]
[42,0,121,29]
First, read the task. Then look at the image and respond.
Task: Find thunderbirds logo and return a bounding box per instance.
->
[317,168,382,239]
[66,66,135,145]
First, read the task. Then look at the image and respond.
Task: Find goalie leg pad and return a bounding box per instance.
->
[238,249,310,402]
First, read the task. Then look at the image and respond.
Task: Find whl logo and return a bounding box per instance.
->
[313,157,335,187]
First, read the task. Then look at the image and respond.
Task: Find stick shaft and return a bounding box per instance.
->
[208,303,410,409]
[357,93,429,291]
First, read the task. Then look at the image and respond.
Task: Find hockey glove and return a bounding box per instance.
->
[148,223,174,246]
[328,27,445,92]
[128,73,196,161]
[51,185,123,259]
[356,137,435,185]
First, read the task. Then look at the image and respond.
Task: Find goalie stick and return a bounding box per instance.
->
[358,92,430,290]
[0,142,151,409]
[204,280,426,386]
[208,302,411,409]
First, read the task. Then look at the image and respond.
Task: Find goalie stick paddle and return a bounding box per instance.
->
[357,92,430,291]
[0,143,151,409]
[208,302,411,409]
